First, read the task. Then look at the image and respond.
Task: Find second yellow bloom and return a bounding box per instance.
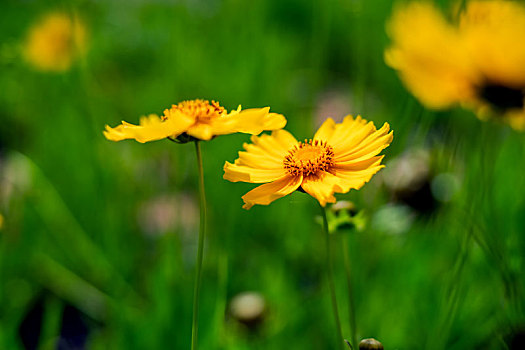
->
[104,99,286,143]
[224,116,393,209]
[385,0,525,130]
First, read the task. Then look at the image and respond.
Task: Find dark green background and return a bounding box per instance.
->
[1,0,524,349]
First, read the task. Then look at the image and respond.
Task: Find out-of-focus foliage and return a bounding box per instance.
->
[0,0,524,349]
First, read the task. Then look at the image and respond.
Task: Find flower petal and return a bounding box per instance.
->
[333,164,385,181]
[331,166,384,191]
[241,175,302,209]
[334,120,393,161]
[328,115,373,149]
[300,173,340,207]
[460,0,525,86]
[223,129,296,186]
[313,118,336,142]
[211,108,287,136]
[235,151,283,170]
[271,129,298,150]
[302,165,385,207]
[234,129,297,167]
[187,123,214,141]
[339,133,393,163]
[103,113,193,143]
[385,2,477,108]
[335,156,384,170]
[224,162,286,183]
[248,130,298,159]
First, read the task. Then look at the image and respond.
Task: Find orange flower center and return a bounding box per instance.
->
[164,99,225,123]
[283,139,335,177]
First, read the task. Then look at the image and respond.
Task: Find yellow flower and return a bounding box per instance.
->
[224,116,393,209]
[24,12,87,72]
[385,0,525,130]
[104,99,287,143]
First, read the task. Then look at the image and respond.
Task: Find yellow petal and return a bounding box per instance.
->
[385,2,477,108]
[103,113,193,143]
[223,162,286,183]
[335,156,384,170]
[187,123,214,141]
[313,118,336,141]
[327,116,392,160]
[260,112,288,132]
[300,173,340,207]
[237,129,296,165]
[271,129,298,150]
[249,130,297,159]
[235,151,283,170]
[460,0,525,86]
[241,175,302,209]
[331,166,384,191]
[328,115,375,149]
[302,164,385,207]
[241,143,284,163]
[239,130,298,163]
[211,108,287,136]
[333,165,385,181]
[336,128,393,162]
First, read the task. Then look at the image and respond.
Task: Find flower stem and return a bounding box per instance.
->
[319,204,345,349]
[341,233,357,349]
[192,141,207,350]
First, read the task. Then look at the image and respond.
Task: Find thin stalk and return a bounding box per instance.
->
[38,295,63,349]
[192,141,207,350]
[341,233,357,349]
[319,204,345,350]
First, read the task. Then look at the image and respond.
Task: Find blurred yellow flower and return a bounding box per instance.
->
[104,99,286,143]
[24,12,87,72]
[0,213,4,230]
[385,0,525,130]
[224,116,393,209]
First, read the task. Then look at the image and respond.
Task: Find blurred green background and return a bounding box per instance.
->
[1,0,524,349]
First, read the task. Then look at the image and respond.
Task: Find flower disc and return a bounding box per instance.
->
[284,140,335,177]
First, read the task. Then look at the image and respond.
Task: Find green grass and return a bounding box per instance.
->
[0,0,524,349]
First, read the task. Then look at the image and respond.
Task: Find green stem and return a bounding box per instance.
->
[38,295,63,349]
[319,204,345,349]
[192,141,207,350]
[341,233,357,349]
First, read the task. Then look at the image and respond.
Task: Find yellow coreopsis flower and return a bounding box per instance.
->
[385,0,525,130]
[103,99,286,143]
[24,12,87,72]
[224,116,393,209]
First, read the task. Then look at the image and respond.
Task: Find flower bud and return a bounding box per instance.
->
[331,200,357,216]
[229,291,266,330]
[359,338,384,350]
